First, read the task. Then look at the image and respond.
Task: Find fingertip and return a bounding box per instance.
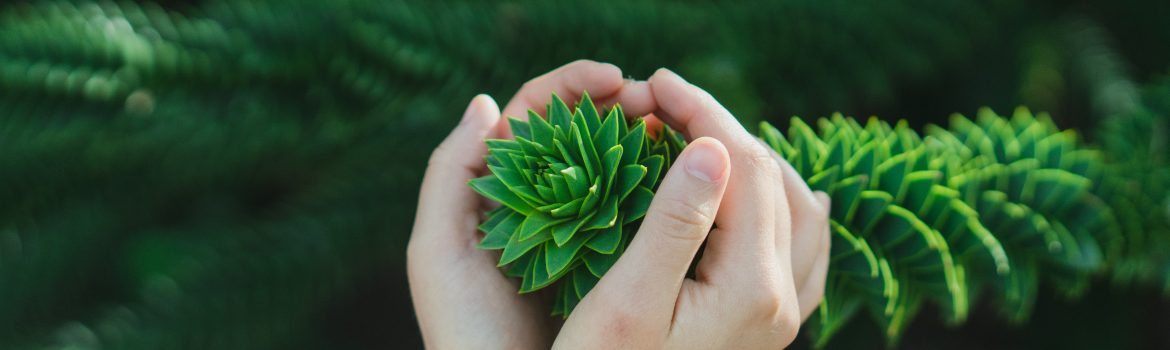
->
[594,61,622,79]
[587,61,625,96]
[463,94,501,129]
[651,67,677,81]
[608,80,657,117]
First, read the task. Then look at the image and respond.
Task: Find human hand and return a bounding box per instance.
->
[407,60,659,349]
[553,68,831,349]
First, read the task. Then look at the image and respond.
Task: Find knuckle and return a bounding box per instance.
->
[746,287,785,315]
[741,145,782,174]
[427,144,453,167]
[655,197,713,240]
[744,292,800,345]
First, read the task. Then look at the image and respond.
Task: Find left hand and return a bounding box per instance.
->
[406,60,657,350]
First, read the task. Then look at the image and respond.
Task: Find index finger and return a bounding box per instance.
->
[648,68,785,283]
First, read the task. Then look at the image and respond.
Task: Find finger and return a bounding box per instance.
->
[767,140,829,287]
[414,95,501,246]
[649,68,781,281]
[580,138,730,323]
[497,60,625,138]
[798,201,831,321]
[596,79,657,117]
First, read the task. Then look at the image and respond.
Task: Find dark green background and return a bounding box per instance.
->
[1,0,1168,348]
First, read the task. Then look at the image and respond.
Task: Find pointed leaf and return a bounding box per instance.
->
[550,197,585,218]
[584,191,620,230]
[547,230,593,276]
[584,250,620,277]
[579,92,602,134]
[574,122,602,179]
[549,94,573,131]
[586,219,622,254]
[595,108,621,152]
[620,122,647,166]
[480,210,524,249]
[601,145,624,194]
[469,176,535,215]
[639,155,665,189]
[508,117,531,139]
[519,212,568,240]
[499,227,551,267]
[553,214,593,246]
[621,186,654,224]
[615,164,647,202]
[573,268,600,299]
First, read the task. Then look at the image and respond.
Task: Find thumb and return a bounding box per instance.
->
[587,137,730,318]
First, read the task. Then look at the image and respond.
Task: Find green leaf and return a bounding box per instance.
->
[586,219,622,254]
[573,268,600,299]
[489,165,544,205]
[550,197,585,218]
[615,164,647,202]
[554,138,584,168]
[600,145,624,194]
[547,231,593,276]
[499,227,551,267]
[529,110,555,147]
[584,250,620,277]
[595,107,621,152]
[621,186,654,224]
[477,207,509,235]
[573,120,603,179]
[561,166,590,198]
[855,190,893,234]
[509,117,531,139]
[553,214,593,246]
[549,94,573,131]
[505,252,534,278]
[639,155,665,189]
[579,184,601,216]
[519,212,568,241]
[469,176,535,215]
[519,249,543,293]
[480,210,524,250]
[584,190,620,230]
[620,122,647,166]
[485,139,521,152]
[579,92,602,134]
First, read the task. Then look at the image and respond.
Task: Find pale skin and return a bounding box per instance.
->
[407,60,831,349]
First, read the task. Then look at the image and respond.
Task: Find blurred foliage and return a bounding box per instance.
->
[0,0,1167,349]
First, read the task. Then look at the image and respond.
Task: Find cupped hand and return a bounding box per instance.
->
[407,60,658,349]
[553,69,831,349]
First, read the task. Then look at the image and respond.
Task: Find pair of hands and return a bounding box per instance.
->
[408,60,831,349]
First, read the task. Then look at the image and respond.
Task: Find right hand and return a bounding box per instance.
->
[552,68,832,349]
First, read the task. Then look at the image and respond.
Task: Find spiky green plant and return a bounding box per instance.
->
[470,93,684,316]
[759,107,1120,347]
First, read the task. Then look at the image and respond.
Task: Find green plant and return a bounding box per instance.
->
[470,93,684,315]
[760,107,1119,346]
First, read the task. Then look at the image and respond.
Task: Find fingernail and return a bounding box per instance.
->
[684,139,726,183]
